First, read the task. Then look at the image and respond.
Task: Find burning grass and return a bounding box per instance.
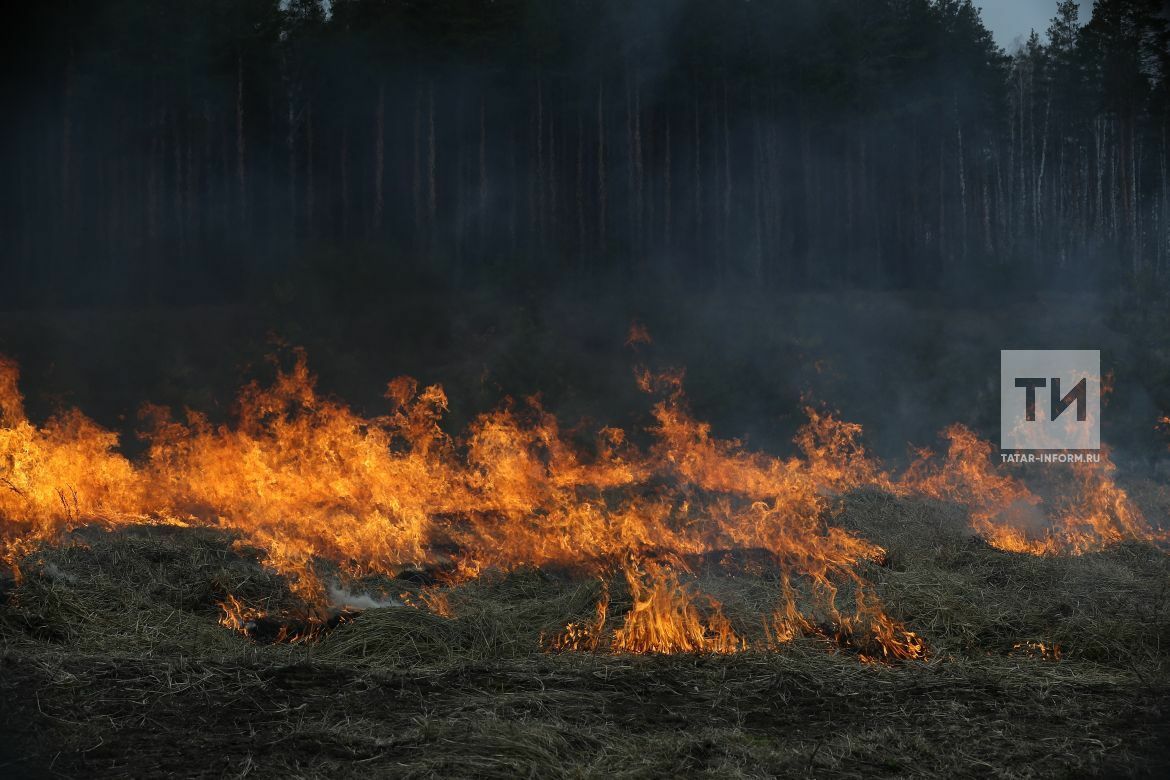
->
[2,348,1170,773]
[2,350,1163,662]
[0,351,929,659]
[2,494,1169,777]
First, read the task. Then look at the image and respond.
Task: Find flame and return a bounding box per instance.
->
[218,593,264,634]
[0,350,1162,659]
[838,589,927,662]
[1051,451,1154,553]
[901,424,1045,552]
[610,562,745,654]
[901,424,1161,555]
[549,566,925,660]
[550,585,610,652]
[0,357,146,567]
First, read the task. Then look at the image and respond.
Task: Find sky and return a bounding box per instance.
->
[977,0,1090,51]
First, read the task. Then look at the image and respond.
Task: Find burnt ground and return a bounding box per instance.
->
[1,490,1169,779]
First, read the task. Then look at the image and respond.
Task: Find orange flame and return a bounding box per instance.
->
[0,351,1162,659]
[218,594,265,634]
[610,563,744,654]
[901,424,1160,555]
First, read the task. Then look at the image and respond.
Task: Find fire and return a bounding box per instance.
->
[837,590,927,662]
[218,594,264,634]
[901,424,1045,553]
[1012,640,1063,660]
[0,350,1162,659]
[0,357,145,567]
[549,585,610,652]
[1050,452,1153,553]
[548,566,924,659]
[610,563,744,654]
[901,424,1161,555]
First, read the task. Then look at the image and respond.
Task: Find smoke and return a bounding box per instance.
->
[326,583,404,612]
[990,498,1051,541]
[42,562,79,585]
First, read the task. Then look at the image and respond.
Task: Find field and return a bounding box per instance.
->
[2,292,1170,777]
[2,488,1169,778]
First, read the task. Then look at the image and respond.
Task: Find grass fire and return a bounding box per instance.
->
[2,331,1170,775]
[7,0,1170,775]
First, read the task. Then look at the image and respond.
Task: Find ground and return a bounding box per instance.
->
[2,490,1168,778]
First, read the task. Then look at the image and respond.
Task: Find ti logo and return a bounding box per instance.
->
[1000,350,1100,451]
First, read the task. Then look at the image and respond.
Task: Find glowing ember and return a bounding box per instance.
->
[1012,640,1063,661]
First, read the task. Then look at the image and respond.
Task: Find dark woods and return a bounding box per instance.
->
[4,0,1170,306]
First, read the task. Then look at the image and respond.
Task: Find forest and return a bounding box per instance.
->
[3,0,1170,306]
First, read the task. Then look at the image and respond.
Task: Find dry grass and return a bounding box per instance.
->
[2,492,1169,778]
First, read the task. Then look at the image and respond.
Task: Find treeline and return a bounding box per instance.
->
[3,0,1170,304]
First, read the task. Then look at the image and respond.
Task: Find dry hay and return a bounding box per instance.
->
[1,492,1169,777]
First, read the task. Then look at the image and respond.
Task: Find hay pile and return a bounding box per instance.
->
[2,492,1169,777]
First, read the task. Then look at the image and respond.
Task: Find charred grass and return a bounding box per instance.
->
[2,493,1169,778]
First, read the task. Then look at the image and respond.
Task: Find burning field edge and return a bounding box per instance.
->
[1,491,1169,778]
[2,347,1170,776]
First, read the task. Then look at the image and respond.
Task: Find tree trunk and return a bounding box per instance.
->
[306,100,314,233]
[236,53,246,228]
[413,83,423,242]
[664,117,672,251]
[634,79,644,252]
[597,80,606,255]
[341,122,349,238]
[428,81,437,236]
[287,86,297,237]
[373,82,385,233]
[576,108,585,263]
[537,76,545,246]
[480,96,488,248]
[62,48,73,224]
